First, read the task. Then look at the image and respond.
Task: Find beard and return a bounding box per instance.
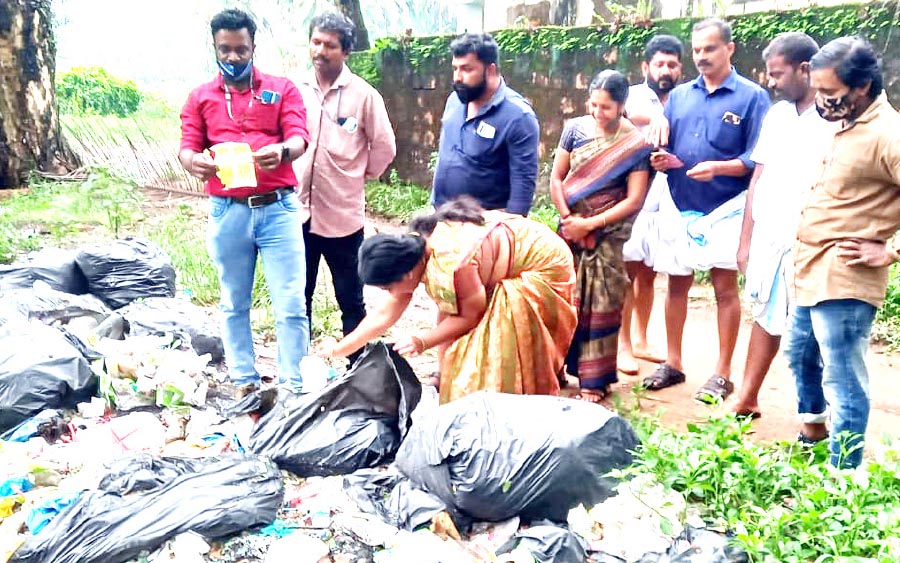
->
[648,75,676,95]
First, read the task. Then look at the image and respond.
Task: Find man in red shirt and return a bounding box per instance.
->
[179,8,310,395]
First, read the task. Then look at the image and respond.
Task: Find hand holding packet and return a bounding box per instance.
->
[210,142,257,189]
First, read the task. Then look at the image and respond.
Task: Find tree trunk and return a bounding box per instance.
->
[335,0,370,51]
[0,0,75,188]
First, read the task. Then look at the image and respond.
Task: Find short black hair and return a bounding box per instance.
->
[762,32,819,66]
[210,9,257,42]
[450,33,499,67]
[692,18,732,44]
[589,69,629,104]
[310,11,356,53]
[644,35,683,63]
[810,36,883,99]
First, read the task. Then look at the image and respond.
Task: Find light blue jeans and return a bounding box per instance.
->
[207,192,308,388]
[786,299,876,468]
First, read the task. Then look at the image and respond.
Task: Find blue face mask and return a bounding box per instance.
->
[217,59,253,82]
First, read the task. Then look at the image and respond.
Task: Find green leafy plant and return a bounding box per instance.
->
[76,167,143,238]
[57,66,143,117]
[614,413,900,562]
[365,174,431,222]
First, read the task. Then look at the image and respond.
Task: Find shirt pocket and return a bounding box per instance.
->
[247,103,281,134]
[459,128,497,164]
[706,115,744,155]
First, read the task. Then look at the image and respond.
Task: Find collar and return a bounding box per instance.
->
[468,78,508,119]
[215,70,263,91]
[691,67,737,93]
[638,81,662,104]
[302,64,353,93]
[848,92,888,126]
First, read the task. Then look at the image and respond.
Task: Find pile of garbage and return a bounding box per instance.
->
[0,240,749,563]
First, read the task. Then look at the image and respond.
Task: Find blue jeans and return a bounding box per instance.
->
[786,299,876,468]
[207,192,309,388]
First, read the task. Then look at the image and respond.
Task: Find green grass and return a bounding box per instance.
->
[613,409,900,562]
[365,176,431,222]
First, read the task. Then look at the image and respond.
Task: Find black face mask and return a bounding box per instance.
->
[648,74,676,96]
[453,72,488,104]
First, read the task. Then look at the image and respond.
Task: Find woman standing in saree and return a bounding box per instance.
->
[317,197,577,404]
[550,70,652,401]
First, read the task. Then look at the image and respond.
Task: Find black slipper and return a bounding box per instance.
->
[642,363,686,390]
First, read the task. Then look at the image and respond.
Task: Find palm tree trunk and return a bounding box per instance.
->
[0,0,77,188]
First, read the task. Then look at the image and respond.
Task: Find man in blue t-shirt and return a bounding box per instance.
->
[431,33,540,215]
[643,18,770,402]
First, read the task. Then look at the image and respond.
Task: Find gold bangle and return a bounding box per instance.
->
[600,215,607,228]
[411,335,427,353]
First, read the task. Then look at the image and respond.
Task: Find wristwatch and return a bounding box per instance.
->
[280,144,291,163]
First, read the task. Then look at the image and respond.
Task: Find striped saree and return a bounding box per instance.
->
[424,212,577,404]
[562,122,652,391]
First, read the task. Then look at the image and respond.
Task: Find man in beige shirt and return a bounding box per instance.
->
[295,12,396,361]
[787,36,900,468]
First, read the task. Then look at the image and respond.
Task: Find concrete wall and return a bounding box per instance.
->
[375,22,900,189]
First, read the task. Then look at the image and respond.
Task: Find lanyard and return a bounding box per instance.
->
[318,86,343,125]
[223,70,254,121]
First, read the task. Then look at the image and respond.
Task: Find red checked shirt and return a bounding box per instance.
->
[180,70,309,198]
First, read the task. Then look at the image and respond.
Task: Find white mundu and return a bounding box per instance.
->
[743,100,839,335]
[623,82,668,265]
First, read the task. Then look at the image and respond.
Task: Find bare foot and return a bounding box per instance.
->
[632,345,666,364]
[617,350,639,375]
[572,387,610,404]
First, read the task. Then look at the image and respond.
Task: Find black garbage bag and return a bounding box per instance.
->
[0,247,89,295]
[75,239,176,309]
[118,297,224,362]
[1,282,109,326]
[395,391,638,523]
[668,527,749,563]
[98,454,208,495]
[249,342,422,476]
[0,314,97,433]
[496,522,588,563]
[343,466,447,530]
[10,454,283,563]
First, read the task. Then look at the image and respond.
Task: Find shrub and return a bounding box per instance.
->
[57,66,142,117]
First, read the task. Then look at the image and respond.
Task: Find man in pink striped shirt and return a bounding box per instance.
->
[294,12,396,362]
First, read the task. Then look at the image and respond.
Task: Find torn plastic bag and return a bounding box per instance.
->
[344,467,447,530]
[117,297,224,362]
[75,239,176,309]
[10,454,283,563]
[0,281,109,326]
[0,247,89,295]
[249,342,422,476]
[0,315,97,433]
[395,392,638,523]
[0,410,67,443]
[496,522,588,563]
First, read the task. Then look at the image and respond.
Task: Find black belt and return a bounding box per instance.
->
[231,187,295,208]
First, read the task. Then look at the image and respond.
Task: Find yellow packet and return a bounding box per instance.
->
[210,142,257,189]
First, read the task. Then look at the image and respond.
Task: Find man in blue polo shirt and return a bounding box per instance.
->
[432,32,540,215]
[643,18,770,402]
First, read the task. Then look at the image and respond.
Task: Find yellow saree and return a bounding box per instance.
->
[423,212,577,403]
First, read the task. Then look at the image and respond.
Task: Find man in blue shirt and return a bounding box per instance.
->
[432,33,540,215]
[643,19,770,403]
